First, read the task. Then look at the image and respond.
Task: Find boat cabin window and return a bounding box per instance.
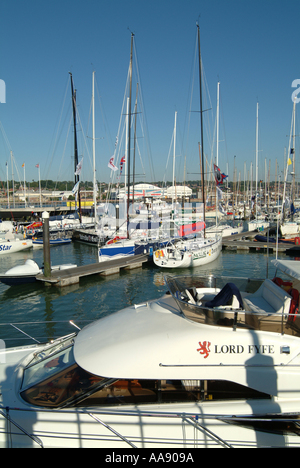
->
[21,338,104,408]
[76,379,269,408]
[20,345,269,408]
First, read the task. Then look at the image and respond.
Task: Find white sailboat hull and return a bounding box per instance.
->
[190,236,222,267]
[153,236,222,269]
[246,220,270,232]
[206,224,243,238]
[280,222,299,237]
[0,238,32,255]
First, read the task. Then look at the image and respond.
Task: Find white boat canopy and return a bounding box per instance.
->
[272,259,300,281]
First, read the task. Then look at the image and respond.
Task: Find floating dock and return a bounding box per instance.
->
[222,230,295,253]
[36,254,149,287]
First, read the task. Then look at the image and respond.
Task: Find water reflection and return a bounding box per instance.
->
[0,243,288,348]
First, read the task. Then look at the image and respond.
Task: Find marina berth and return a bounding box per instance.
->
[1,259,300,446]
[0,259,77,286]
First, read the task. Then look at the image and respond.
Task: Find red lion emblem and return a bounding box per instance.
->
[197,341,211,359]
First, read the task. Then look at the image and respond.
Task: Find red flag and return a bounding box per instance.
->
[214,164,227,185]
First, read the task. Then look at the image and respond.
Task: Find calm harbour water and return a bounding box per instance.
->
[0,242,288,348]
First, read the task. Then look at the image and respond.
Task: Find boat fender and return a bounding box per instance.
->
[155,249,164,258]
[288,288,299,322]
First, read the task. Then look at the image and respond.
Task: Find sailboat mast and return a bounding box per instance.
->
[255,102,259,220]
[172,111,177,211]
[127,33,134,237]
[92,71,97,225]
[216,81,220,228]
[197,23,206,230]
[292,97,296,220]
[132,82,139,205]
[216,81,220,167]
[70,72,81,221]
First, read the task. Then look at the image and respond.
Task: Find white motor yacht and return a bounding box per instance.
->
[1,260,300,446]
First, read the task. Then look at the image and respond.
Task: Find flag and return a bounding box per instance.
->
[288,158,292,166]
[75,157,83,176]
[35,164,39,168]
[72,181,80,195]
[22,163,25,168]
[216,186,223,200]
[213,164,227,185]
[120,156,125,174]
[108,156,118,172]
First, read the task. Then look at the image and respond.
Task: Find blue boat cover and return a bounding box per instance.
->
[205,282,243,309]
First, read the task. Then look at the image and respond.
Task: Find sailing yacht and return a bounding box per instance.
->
[206,223,243,238]
[153,232,221,269]
[280,97,299,237]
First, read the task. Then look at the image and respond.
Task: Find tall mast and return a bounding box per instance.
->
[172,111,177,211]
[291,97,296,221]
[92,71,97,225]
[11,151,15,208]
[70,72,81,221]
[126,33,134,238]
[216,81,220,227]
[132,82,139,205]
[197,23,206,230]
[255,101,259,220]
[216,81,220,167]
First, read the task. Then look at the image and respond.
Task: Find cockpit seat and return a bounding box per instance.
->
[243,279,291,315]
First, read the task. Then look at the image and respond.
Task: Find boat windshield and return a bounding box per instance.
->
[21,337,106,408]
[166,275,300,337]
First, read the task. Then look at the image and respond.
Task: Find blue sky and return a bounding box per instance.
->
[1,0,300,188]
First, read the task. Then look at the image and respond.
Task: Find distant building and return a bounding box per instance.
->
[117,183,192,200]
[117,183,164,199]
[166,185,192,199]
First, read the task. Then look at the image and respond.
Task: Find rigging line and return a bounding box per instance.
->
[105,69,131,203]
[162,129,175,186]
[54,114,72,191]
[95,77,114,158]
[184,32,198,158]
[0,121,12,152]
[44,76,70,186]
[132,40,155,181]
[219,88,229,165]
[0,122,22,184]
[75,106,93,173]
